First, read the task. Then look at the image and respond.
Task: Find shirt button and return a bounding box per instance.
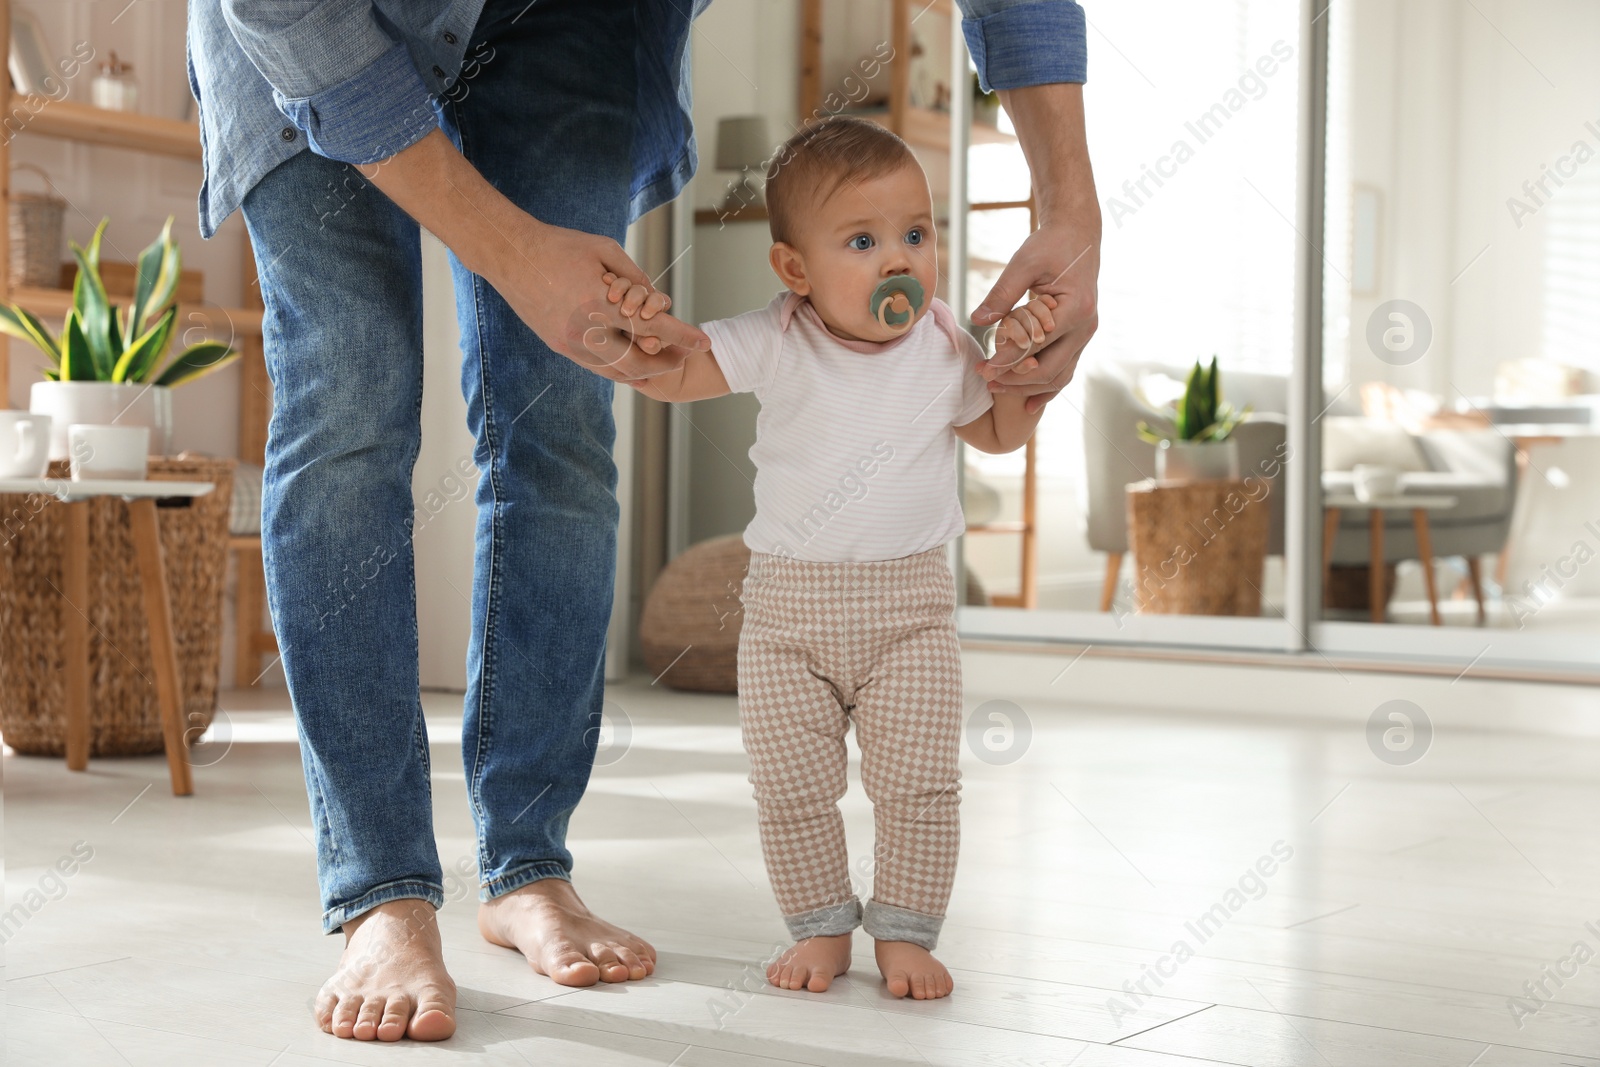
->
[443,31,458,44]
[432,65,446,78]
[279,127,296,142]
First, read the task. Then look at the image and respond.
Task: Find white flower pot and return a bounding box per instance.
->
[1156,438,1239,483]
[29,381,173,462]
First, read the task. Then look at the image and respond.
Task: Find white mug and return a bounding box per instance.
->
[68,423,150,481]
[1353,463,1401,502]
[0,411,51,478]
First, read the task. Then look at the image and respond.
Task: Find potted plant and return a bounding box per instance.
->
[1137,356,1252,482]
[3,217,237,461]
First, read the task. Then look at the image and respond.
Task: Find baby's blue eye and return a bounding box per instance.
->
[848,234,874,251]
[907,228,924,245]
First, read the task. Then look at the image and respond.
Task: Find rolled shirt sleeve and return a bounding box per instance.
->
[221,0,440,165]
[956,0,1088,92]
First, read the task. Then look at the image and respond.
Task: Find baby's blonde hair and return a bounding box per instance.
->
[764,116,919,248]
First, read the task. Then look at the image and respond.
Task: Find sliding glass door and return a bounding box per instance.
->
[958,0,1316,652]
[1310,0,1600,674]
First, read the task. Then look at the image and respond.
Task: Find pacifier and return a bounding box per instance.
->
[869,275,925,334]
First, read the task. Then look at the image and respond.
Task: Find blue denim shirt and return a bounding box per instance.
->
[188,0,1086,239]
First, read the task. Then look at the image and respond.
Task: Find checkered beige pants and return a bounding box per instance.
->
[736,545,963,950]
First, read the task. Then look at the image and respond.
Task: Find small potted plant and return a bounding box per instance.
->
[1137,356,1252,482]
[3,217,237,461]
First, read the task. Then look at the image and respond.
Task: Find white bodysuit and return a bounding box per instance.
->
[702,289,994,563]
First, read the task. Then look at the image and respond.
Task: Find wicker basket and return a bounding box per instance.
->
[1126,478,1269,616]
[9,163,64,289]
[639,534,750,693]
[0,454,235,756]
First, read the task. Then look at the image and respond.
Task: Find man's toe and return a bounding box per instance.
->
[589,944,630,982]
[331,994,363,1037]
[612,945,648,980]
[353,997,384,1039]
[544,943,602,986]
[376,994,411,1042]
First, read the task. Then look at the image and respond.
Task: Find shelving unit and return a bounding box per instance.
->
[0,0,280,680]
[29,99,204,160]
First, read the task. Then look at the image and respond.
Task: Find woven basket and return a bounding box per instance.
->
[1126,478,1269,616]
[639,534,750,693]
[9,163,64,289]
[0,454,235,756]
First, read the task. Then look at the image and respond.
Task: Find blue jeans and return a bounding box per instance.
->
[241,0,637,934]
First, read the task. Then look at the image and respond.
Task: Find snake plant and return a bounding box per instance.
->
[1137,356,1252,444]
[0,217,238,387]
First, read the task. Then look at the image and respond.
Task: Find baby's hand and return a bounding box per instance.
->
[601,270,672,321]
[990,293,1058,371]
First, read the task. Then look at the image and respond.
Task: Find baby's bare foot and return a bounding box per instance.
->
[874,939,954,1000]
[767,933,852,993]
[314,898,457,1041]
[478,878,656,986]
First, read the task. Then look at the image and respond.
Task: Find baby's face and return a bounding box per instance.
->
[784,163,938,343]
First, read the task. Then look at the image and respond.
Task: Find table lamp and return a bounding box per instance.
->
[715,115,771,214]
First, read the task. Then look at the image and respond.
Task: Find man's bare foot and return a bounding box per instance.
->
[314,898,457,1042]
[478,877,655,986]
[767,933,852,993]
[874,939,954,1000]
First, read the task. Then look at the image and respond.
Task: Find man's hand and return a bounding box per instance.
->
[361,129,709,383]
[971,83,1100,415]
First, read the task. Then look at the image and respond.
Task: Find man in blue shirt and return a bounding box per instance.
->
[192,0,1094,1042]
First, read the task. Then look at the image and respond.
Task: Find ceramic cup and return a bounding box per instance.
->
[1353,463,1401,502]
[0,411,51,478]
[68,423,150,481]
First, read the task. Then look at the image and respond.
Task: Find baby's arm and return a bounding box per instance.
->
[601,271,731,402]
[953,295,1057,454]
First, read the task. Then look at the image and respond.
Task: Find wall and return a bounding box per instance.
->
[681,0,800,546]
[1333,0,1600,398]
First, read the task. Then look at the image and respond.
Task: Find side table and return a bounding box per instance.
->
[1322,492,1457,625]
[0,476,216,795]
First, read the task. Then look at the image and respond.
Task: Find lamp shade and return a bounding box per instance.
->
[715,115,771,171]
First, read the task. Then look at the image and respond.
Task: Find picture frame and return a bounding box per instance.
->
[9,10,55,97]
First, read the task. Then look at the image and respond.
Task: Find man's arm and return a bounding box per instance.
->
[362,130,709,380]
[955,1,1100,414]
[221,0,441,165]
[222,2,708,379]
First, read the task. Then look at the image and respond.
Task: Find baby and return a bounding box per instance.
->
[603,116,1055,1000]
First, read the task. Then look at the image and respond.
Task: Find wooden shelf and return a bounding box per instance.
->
[11,287,262,336]
[27,101,202,161]
[695,203,769,226]
[848,105,1017,151]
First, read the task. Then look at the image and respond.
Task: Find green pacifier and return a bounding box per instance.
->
[869,275,925,333]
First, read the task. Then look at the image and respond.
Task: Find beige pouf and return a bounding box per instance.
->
[639,534,751,692]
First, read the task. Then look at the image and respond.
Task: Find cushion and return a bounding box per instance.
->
[1321,417,1429,472]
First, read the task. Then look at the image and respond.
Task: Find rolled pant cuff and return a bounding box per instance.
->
[783,897,863,940]
[322,879,445,935]
[480,860,573,902]
[862,899,944,950]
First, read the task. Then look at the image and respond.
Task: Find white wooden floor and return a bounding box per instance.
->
[8,657,1600,1066]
